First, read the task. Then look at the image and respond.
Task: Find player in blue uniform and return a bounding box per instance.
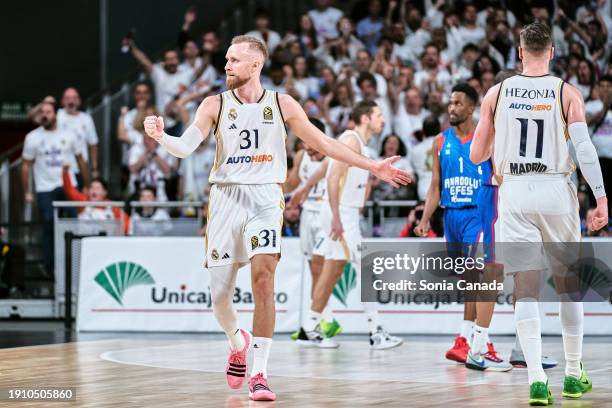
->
[416,83,511,371]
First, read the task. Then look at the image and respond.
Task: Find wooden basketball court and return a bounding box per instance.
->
[0,333,610,407]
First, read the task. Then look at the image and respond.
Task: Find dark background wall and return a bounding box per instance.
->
[0,0,248,104]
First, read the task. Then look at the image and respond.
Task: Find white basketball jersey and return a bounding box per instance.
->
[298,151,326,211]
[494,75,575,177]
[209,90,287,184]
[325,130,369,208]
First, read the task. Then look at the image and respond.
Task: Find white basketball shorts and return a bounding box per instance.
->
[205,183,284,267]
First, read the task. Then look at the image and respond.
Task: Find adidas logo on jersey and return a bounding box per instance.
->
[222,253,230,260]
[229,123,237,130]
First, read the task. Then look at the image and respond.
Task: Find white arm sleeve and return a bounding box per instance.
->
[568,122,606,199]
[158,124,205,159]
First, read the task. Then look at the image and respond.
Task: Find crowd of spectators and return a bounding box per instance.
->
[21,0,612,275]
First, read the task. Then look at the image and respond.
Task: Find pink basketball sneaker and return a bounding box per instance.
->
[225,329,252,389]
[249,372,277,401]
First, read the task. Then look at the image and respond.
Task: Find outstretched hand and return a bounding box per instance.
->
[371,156,412,188]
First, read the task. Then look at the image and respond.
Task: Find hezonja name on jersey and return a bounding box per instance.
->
[508,103,552,111]
[226,154,273,164]
[505,87,556,99]
[509,162,548,174]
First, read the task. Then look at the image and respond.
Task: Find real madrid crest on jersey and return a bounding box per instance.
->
[228,108,238,121]
[263,106,273,121]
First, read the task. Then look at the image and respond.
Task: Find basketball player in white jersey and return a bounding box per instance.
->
[144,36,411,401]
[297,101,403,350]
[284,118,343,341]
[471,22,607,405]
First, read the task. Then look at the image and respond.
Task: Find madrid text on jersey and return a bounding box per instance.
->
[509,161,548,175]
[226,154,274,164]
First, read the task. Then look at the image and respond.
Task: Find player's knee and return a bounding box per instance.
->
[252,269,275,292]
[211,286,233,307]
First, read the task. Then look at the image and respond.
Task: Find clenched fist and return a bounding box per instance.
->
[143,116,165,142]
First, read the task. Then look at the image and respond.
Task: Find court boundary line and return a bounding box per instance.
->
[99,343,612,388]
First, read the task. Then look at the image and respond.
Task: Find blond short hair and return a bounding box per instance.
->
[231,35,269,60]
[519,22,552,55]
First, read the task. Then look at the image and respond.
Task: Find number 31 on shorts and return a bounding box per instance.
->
[251,229,278,250]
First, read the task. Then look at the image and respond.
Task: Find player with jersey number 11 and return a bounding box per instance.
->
[471,22,608,406]
[143,35,412,402]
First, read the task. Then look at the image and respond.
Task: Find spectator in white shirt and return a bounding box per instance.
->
[393,87,429,150]
[308,0,343,44]
[317,66,338,103]
[21,102,88,274]
[403,5,432,60]
[118,82,154,166]
[389,22,416,66]
[353,49,388,99]
[178,39,203,76]
[413,44,453,97]
[457,4,486,47]
[323,80,355,136]
[58,88,99,179]
[246,9,282,54]
[287,56,319,101]
[453,43,481,81]
[569,59,597,100]
[130,44,195,133]
[313,36,353,74]
[337,16,366,60]
[430,27,457,69]
[128,131,177,201]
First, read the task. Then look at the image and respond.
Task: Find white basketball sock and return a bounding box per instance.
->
[516,300,546,384]
[460,320,474,341]
[322,304,334,322]
[470,324,489,355]
[304,310,322,332]
[209,264,244,350]
[251,337,272,378]
[560,301,583,378]
[362,302,380,333]
[227,328,245,351]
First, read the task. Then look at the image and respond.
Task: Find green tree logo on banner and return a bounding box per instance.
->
[332,262,357,306]
[94,262,155,305]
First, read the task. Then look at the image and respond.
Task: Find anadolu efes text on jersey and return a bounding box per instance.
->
[209,89,288,184]
[494,75,575,177]
[437,128,485,208]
